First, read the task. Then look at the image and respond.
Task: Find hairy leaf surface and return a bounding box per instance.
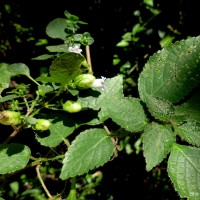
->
[143,122,175,171]
[168,144,200,199]
[138,36,200,103]
[107,97,148,132]
[60,128,114,180]
[175,121,200,147]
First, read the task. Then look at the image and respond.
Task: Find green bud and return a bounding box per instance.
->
[74,74,96,90]
[34,119,51,131]
[63,100,82,113]
[0,110,21,125]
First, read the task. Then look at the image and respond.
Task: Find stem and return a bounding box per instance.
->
[85,45,93,73]
[30,86,64,117]
[62,138,71,147]
[28,75,41,86]
[67,177,76,199]
[36,164,53,200]
[3,125,21,144]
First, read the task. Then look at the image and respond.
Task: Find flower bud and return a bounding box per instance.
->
[74,74,96,90]
[0,110,21,125]
[63,100,82,113]
[34,119,51,131]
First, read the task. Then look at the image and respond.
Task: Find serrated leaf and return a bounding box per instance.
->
[59,128,114,180]
[35,112,75,147]
[175,121,200,147]
[107,97,148,132]
[0,143,31,174]
[145,95,174,121]
[46,18,67,40]
[95,75,124,121]
[143,122,175,171]
[168,144,200,199]
[174,89,200,124]
[138,36,200,103]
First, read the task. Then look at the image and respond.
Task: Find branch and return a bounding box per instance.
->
[36,164,53,200]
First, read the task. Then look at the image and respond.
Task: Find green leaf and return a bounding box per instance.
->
[0,143,31,174]
[46,44,68,53]
[59,128,114,180]
[35,112,75,147]
[168,144,200,199]
[50,52,85,84]
[144,95,174,122]
[143,122,175,171]
[36,52,85,84]
[32,54,54,60]
[0,63,31,94]
[46,18,67,40]
[138,36,200,103]
[175,121,200,147]
[95,75,124,121]
[107,97,148,132]
[174,89,200,124]
[0,94,19,102]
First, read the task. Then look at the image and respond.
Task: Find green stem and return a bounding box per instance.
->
[28,75,41,86]
[66,177,77,200]
[30,86,64,117]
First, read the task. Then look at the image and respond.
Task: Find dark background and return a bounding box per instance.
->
[1,0,200,199]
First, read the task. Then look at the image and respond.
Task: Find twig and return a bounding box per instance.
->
[85,45,93,73]
[3,125,21,144]
[36,164,53,200]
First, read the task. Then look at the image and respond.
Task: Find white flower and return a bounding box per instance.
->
[69,45,82,54]
[91,76,106,90]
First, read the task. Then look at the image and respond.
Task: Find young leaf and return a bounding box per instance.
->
[143,122,175,171]
[46,18,67,40]
[59,128,114,180]
[168,144,200,199]
[107,97,148,132]
[35,112,75,147]
[46,44,68,53]
[138,36,200,103]
[0,143,31,174]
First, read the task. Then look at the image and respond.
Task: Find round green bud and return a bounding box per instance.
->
[34,119,51,131]
[0,110,21,125]
[63,100,82,113]
[74,74,96,90]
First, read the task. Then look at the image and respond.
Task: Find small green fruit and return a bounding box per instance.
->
[0,110,21,125]
[63,100,82,113]
[74,74,96,90]
[34,119,51,131]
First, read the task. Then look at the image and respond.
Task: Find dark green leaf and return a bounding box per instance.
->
[60,128,114,179]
